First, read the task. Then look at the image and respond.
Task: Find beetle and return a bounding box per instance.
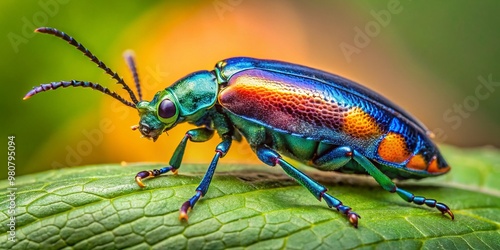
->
[24,27,454,228]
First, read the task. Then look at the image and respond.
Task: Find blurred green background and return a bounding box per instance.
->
[1,0,499,179]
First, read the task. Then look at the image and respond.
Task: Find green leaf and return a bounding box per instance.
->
[1,145,499,249]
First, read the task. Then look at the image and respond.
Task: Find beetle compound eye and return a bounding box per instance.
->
[155,95,179,126]
[158,99,177,119]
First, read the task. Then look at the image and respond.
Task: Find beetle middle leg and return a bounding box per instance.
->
[135,127,214,187]
[256,145,361,227]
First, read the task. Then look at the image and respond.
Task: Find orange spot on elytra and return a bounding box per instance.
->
[342,107,381,138]
[406,154,427,171]
[427,156,450,174]
[377,132,411,163]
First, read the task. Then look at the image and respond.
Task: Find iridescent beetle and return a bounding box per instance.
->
[25,27,454,228]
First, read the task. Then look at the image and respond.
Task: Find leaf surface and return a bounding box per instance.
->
[1,145,499,249]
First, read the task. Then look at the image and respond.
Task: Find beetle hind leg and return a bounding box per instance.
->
[256,145,361,228]
[350,149,454,220]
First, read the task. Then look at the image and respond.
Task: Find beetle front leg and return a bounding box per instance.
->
[256,145,361,228]
[351,149,454,220]
[135,128,214,187]
[179,135,232,221]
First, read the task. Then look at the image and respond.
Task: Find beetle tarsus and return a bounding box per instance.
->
[395,188,454,220]
[348,212,360,228]
[134,170,153,188]
[178,190,203,222]
[135,177,145,188]
[320,192,361,228]
[337,204,360,228]
[134,167,176,188]
[436,202,455,220]
[179,201,192,221]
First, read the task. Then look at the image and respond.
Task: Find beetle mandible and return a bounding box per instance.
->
[24,27,454,228]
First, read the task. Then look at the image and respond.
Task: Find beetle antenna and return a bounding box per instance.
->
[23,80,136,108]
[123,50,143,101]
[35,27,139,104]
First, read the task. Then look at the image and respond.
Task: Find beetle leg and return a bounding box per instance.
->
[313,146,353,169]
[350,149,454,220]
[134,127,214,187]
[179,135,232,221]
[256,145,361,228]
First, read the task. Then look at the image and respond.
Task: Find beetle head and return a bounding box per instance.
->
[134,71,218,141]
[136,90,179,141]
